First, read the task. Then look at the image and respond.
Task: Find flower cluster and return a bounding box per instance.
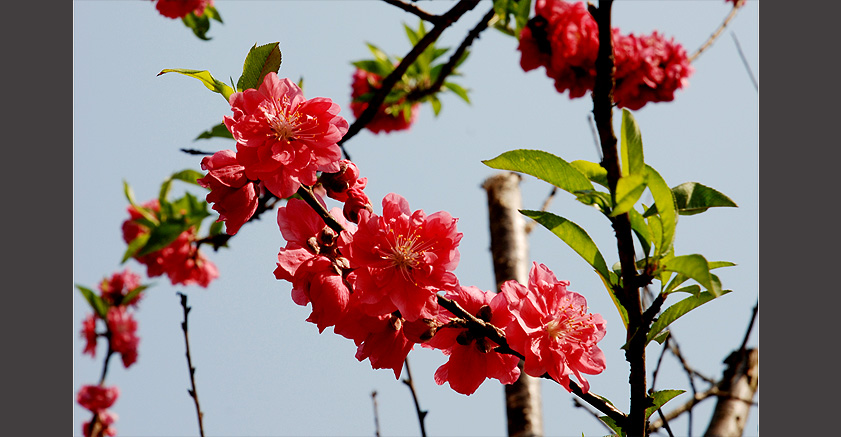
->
[77,270,149,437]
[78,385,120,437]
[150,0,213,19]
[80,269,145,368]
[350,68,420,134]
[121,200,219,287]
[518,0,693,109]
[195,71,607,396]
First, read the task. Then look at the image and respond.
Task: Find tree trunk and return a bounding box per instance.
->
[483,172,544,437]
[704,348,759,437]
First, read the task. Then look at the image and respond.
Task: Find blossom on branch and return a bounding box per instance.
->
[197,149,259,235]
[98,268,143,307]
[350,68,420,134]
[425,286,521,395]
[341,193,462,322]
[151,0,213,19]
[224,73,348,199]
[518,0,692,109]
[274,197,356,333]
[318,159,373,223]
[81,314,99,357]
[77,384,119,413]
[122,201,219,288]
[500,262,606,393]
[82,410,118,437]
[106,306,140,368]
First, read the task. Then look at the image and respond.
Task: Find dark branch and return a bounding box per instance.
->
[381,0,441,24]
[401,358,428,437]
[338,0,481,148]
[178,292,206,437]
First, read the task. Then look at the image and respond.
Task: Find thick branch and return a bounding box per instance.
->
[590,1,647,434]
[482,172,543,437]
[338,0,480,147]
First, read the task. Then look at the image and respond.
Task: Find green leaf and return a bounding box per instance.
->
[662,254,721,296]
[351,60,393,79]
[195,122,234,141]
[237,42,282,92]
[158,68,235,101]
[628,208,652,256]
[443,81,471,104]
[181,12,212,41]
[647,290,731,345]
[611,173,646,217]
[645,166,677,256]
[170,169,206,186]
[620,109,644,177]
[570,160,609,188]
[430,95,442,116]
[598,416,627,437]
[209,219,225,237]
[123,181,158,225]
[651,329,670,345]
[122,284,151,306]
[669,284,701,296]
[672,182,738,216]
[520,210,612,285]
[573,190,612,213]
[204,5,223,23]
[366,42,390,63]
[137,222,189,257]
[77,285,109,319]
[122,232,150,263]
[483,150,594,195]
[646,390,685,420]
[403,23,420,46]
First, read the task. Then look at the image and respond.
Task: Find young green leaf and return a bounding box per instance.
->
[570,160,609,188]
[620,108,644,177]
[520,210,612,284]
[647,290,732,345]
[443,82,471,104]
[170,169,206,186]
[123,181,158,225]
[645,166,677,256]
[204,5,223,23]
[181,12,212,41]
[598,416,627,437]
[195,122,234,141]
[627,208,652,256]
[662,254,721,296]
[672,182,738,216]
[237,42,282,92]
[77,285,109,319]
[136,222,189,257]
[646,390,685,420]
[483,150,594,194]
[158,68,235,101]
[610,173,646,217]
[122,284,151,306]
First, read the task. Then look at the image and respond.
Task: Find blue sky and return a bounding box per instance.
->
[73,1,759,435]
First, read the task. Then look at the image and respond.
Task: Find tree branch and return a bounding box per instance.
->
[338,0,481,148]
[381,0,441,24]
[178,292,206,437]
[401,358,428,437]
[406,5,496,101]
[688,0,746,63]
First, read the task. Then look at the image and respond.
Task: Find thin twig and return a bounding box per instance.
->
[371,391,381,437]
[381,0,441,24]
[731,33,758,92]
[739,299,759,352]
[657,408,675,437]
[688,0,745,63]
[180,148,215,156]
[338,0,481,148]
[572,398,616,434]
[178,292,206,437]
[401,358,428,437]
[647,387,719,433]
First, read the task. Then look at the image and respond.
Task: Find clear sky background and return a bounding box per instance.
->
[73,1,759,436]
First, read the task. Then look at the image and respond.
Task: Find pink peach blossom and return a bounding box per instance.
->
[197,149,259,236]
[224,73,348,198]
[106,306,140,368]
[341,193,462,322]
[350,68,419,134]
[81,314,98,357]
[425,286,521,395]
[99,269,143,307]
[77,384,119,413]
[500,262,606,393]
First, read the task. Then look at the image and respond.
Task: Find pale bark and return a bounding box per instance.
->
[703,348,759,437]
[483,172,544,437]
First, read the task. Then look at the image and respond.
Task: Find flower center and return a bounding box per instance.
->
[544,300,592,343]
[386,234,424,271]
